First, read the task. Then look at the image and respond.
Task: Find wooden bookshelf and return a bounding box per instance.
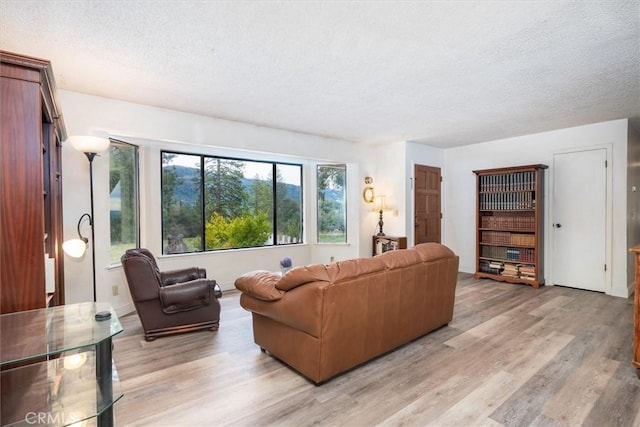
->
[372,235,407,256]
[473,164,547,288]
[1,52,66,313]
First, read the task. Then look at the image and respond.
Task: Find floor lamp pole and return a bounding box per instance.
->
[86,152,98,303]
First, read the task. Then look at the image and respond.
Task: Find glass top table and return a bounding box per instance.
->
[1,302,123,426]
[1,302,122,366]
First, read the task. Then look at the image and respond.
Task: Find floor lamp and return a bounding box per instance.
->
[62,136,110,302]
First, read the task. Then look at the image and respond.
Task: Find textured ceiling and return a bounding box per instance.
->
[1,1,638,147]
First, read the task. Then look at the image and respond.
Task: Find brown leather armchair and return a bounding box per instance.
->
[121,248,221,341]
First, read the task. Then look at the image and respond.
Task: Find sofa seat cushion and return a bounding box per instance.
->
[235,270,285,301]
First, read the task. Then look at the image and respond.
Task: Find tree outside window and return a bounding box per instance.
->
[109,140,139,263]
[317,164,346,243]
[161,151,302,254]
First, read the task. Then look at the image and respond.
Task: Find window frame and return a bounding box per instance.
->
[108,138,140,264]
[161,150,303,254]
[316,163,347,244]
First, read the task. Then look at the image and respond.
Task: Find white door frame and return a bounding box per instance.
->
[548,144,613,294]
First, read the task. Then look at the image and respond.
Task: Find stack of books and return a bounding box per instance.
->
[488,261,503,274]
[502,264,519,277]
[480,260,503,274]
[519,265,536,280]
[375,238,399,255]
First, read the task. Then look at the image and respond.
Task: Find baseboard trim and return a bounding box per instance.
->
[115,302,136,317]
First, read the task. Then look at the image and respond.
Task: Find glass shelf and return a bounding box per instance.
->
[0,302,123,427]
[1,302,122,366]
[1,352,124,426]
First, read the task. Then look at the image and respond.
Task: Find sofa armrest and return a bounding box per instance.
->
[161,267,206,286]
[240,280,328,337]
[159,279,211,313]
[235,271,285,301]
[275,264,331,291]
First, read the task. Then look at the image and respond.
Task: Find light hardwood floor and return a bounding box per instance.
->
[113,273,640,426]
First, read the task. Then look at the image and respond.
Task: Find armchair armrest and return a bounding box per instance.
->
[159,279,212,313]
[161,267,206,286]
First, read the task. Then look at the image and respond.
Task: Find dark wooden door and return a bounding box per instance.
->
[414,164,441,244]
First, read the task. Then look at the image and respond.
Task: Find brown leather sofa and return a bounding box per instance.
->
[121,248,222,341]
[234,242,459,383]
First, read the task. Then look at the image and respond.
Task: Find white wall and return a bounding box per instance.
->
[443,119,630,297]
[59,90,371,315]
[372,142,407,239]
[58,88,633,315]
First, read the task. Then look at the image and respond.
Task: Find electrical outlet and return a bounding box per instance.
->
[112,285,119,296]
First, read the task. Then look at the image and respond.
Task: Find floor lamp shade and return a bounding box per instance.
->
[67,135,110,154]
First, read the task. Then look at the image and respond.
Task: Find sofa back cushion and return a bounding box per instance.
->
[412,242,456,262]
[275,256,389,290]
[376,249,422,269]
[325,257,387,283]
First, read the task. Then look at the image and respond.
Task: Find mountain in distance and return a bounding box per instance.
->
[163,165,305,204]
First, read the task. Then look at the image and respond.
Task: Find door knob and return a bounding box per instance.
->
[553,223,562,228]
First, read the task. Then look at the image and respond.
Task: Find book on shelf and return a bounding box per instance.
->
[479,259,503,275]
[481,215,534,231]
[375,237,400,255]
[502,263,519,277]
[479,171,535,193]
[479,190,535,210]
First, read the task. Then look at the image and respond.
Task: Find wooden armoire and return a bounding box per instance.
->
[1,51,67,313]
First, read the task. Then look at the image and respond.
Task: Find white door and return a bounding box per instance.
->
[552,148,607,292]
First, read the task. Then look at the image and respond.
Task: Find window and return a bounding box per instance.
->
[109,140,139,263]
[317,164,346,243]
[161,151,302,254]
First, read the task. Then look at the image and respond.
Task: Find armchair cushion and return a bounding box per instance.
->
[161,267,206,286]
[159,279,212,314]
